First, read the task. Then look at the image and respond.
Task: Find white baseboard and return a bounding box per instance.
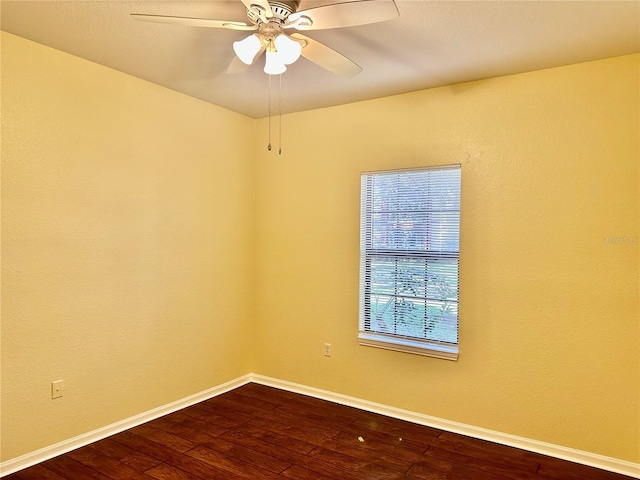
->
[2,373,638,479]
[250,374,640,479]
[0,374,252,477]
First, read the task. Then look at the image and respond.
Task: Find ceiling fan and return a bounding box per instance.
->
[132,0,399,77]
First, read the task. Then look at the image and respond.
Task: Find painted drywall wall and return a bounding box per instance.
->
[253,54,640,462]
[1,32,255,461]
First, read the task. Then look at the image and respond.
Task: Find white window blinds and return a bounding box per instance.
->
[359,165,461,360]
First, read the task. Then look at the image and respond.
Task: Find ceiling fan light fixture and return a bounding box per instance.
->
[274,33,303,65]
[132,0,400,79]
[264,49,287,75]
[233,33,263,64]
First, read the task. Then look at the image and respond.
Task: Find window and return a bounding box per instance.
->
[359,165,461,360]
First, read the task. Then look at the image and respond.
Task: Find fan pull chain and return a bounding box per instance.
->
[267,74,272,151]
[278,74,282,155]
[267,74,283,155]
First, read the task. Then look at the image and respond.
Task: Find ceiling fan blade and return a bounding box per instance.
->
[240,0,273,20]
[131,13,257,31]
[291,33,362,78]
[287,0,398,30]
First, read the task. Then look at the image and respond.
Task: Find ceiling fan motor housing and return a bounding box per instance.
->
[248,1,298,24]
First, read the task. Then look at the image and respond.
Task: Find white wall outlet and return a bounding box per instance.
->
[324,343,331,357]
[51,380,64,399]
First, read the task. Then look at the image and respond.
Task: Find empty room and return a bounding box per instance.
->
[1,0,638,479]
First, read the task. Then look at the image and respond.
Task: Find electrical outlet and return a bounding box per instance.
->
[324,343,331,357]
[51,380,64,399]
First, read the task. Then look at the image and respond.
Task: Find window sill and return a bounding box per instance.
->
[358,332,458,361]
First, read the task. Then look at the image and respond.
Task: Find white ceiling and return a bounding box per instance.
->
[2,0,639,119]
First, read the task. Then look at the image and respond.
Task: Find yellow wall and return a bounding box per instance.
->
[1,32,255,461]
[253,54,639,462]
[2,30,638,465]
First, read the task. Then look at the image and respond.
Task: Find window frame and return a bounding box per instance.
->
[358,165,461,361]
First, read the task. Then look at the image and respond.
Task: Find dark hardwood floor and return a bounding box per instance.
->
[4,383,634,480]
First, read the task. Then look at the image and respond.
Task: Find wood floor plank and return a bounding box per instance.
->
[41,455,113,480]
[90,437,162,473]
[217,429,309,464]
[205,395,281,419]
[217,390,284,412]
[276,403,360,431]
[351,412,442,445]
[338,423,431,454]
[185,445,287,480]
[431,435,541,473]
[537,457,636,480]
[199,435,292,473]
[4,383,635,480]
[128,424,197,453]
[397,462,463,480]
[437,431,546,463]
[276,397,363,422]
[253,404,346,436]
[295,452,395,480]
[307,445,410,480]
[143,462,206,480]
[247,416,340,445]
[144,415,223,445]
[280,464,337,480]
[112,431,243,479]
[319,435,416,472]
[410,456,511,480]
[8,464,67,480]
[224,422,318,455]
[67,445,156,479]
[158,410,229,437]
[236,384,363,425]
[236,383,313,405]
[425,447,542,480]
